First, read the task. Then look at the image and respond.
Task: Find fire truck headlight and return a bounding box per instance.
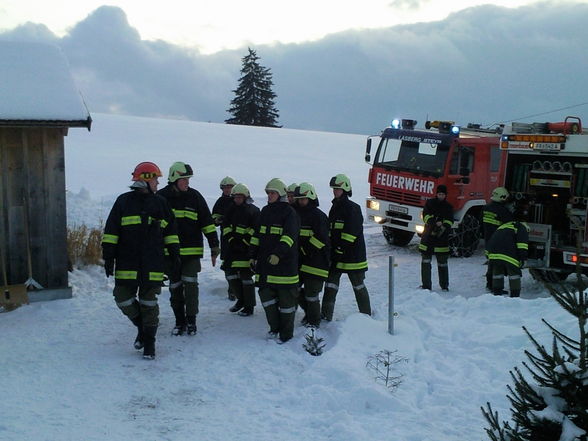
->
[415,224,425,234]
[374,216,385,224]
[391,119,401,129]
[450,125,460,136]
[366,200,380,210]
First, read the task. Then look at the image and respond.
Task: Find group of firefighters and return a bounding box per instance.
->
[419,184,529,297]
[102,161,370,359]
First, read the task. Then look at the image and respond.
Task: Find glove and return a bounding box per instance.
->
[268,254,280,265]
[249,259,257,271]
[332,246,344,261]
[171,256,182,282]
[104,258,114,278]
[520,260,526,268]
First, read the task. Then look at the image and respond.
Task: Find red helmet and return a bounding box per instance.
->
[132,162,162,181]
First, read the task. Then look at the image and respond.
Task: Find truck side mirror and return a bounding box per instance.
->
[365,138,372,163]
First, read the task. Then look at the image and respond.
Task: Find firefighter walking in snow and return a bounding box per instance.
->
[487,214,529,298]
[321,174,371,321]
[223,183,260,316]
[482,187,513,290]
[158,162,219,336]
[212,176,237,300]
[250,178,300,343]
[419,185,454,291]
[102,161,180,359]
[294,182,330,328]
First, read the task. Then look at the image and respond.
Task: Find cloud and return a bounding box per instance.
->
[1,3,588,134]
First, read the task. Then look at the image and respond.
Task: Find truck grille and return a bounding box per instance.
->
[373,187,424,206]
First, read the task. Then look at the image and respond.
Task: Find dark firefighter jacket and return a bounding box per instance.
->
[158,184,218,258]
[297,200,330,280]
[222,199,260,269]
[250,200,300,288]
[487,221,529,267]
[212,194,234,225]
[102,190,180,286]
[329,194,368,272]
[482,201,513,246]
[419,197,454,254]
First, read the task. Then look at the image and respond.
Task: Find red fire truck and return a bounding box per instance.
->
[365,118,503,256]
[366,116,588,279]
[498,116,587,280]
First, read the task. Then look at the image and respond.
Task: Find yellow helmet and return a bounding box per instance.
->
[231,183,250,197]
[491,187,510,202]
[265,178,287,197]
[287,183,299,194]
[329,173,352,193]
[220,176,237,188]
[168,162,193,183]
[294,182,317,200]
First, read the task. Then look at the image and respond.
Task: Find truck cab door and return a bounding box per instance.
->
[448,146,474,201]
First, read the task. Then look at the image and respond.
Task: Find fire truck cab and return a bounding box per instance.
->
[365,118,503,256]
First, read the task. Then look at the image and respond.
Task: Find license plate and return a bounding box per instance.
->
[533,142,561,151]
[388,204,408,214]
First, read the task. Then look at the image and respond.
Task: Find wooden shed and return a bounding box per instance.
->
[0,41,92,302]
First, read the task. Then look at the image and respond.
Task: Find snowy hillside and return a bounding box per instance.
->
[0,114,574,441]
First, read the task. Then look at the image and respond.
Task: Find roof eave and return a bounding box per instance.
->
[0,116,92,131]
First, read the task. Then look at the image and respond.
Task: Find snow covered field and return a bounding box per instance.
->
[0,114,575,441]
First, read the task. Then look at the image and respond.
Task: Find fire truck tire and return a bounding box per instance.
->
[448,213,481,258]
[529,268,572,283]
[382,227,414,247]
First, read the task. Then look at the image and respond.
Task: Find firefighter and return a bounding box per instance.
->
[158,162,219,336]
[287,182,299,205]
[223,183,260,316]
[294,182,330,328]
[321,174,371,321]
[483,187,514,290]
[250,178,300,343]
[419,184,454,291]
[212,176,237,300]
[102,161,180,359]
[487,215,529,298]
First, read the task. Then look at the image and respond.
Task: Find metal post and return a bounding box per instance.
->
[388,255,395,335]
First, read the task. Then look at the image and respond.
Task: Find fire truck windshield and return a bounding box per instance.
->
[374,138,449,177]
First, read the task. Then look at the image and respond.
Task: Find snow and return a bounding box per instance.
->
[0,41,90,122]
[0,114,581,440]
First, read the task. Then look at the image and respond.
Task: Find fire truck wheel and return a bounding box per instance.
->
[382,227,414,247]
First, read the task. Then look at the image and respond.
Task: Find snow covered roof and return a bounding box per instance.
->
[0,41,91,129]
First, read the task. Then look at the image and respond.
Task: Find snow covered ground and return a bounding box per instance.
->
[0,114,576,441]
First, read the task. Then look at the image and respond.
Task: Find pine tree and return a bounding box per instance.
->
[482,271,588,441]
[225,48,280,127]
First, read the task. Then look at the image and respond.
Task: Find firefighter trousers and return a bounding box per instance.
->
[298,276,323,327]
[113,283,161,328]
[321,270,371,321]
[421,252,449,290]
[226,268,256,308]
[259,286,298,342]
[169,258,201,318]
[491,260,522,296]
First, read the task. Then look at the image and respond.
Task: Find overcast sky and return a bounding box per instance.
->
[1,1,588,133]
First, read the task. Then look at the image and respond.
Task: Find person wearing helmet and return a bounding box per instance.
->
[286,183,299,205]
[249,178,300,343]
[222,183,260,316]
[212,176,237,301]
[322,173,371,321]
[482,187,514,291]
[102,161,180,359]
[418,184,454,291]
[487,212,529,297]
[158,161,220,336]
[294,182,330,328]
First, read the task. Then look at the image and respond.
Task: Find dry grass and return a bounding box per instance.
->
[67,223,104,268]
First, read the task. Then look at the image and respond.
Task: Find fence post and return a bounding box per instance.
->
[388,255,395,335]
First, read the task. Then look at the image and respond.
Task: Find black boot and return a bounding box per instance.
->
[229,300,244,313]
[186,315,197,335]
[171,305,186,336]
[142,326,157,359]
[238,306,253,316]
[130,315,144,350]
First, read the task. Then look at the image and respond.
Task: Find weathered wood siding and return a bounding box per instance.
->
[0,127,69,289]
